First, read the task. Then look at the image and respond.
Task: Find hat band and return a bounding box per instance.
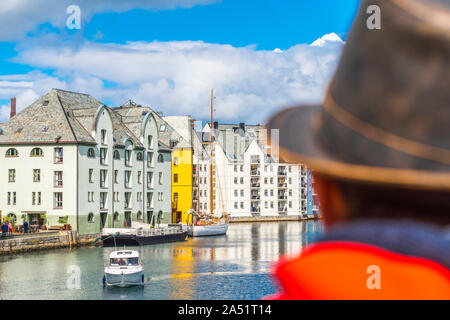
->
[322,91,450,166]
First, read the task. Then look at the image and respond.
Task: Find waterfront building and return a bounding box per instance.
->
[196,122,319,220]
[162,116,195,225]
[0,90,173,234]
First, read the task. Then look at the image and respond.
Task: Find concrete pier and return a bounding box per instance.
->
[0,231,100,255]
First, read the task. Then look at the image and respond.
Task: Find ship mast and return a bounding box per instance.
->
[210,88,214,217]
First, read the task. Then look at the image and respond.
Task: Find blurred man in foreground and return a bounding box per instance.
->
[266,0,450,299]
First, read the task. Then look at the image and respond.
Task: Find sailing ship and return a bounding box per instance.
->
[187,89,229,237]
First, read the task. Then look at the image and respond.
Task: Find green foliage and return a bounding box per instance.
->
[58,216,69,224]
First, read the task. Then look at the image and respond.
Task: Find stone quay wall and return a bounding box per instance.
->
[0,231,101,255]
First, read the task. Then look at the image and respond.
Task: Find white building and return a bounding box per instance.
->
[0,89,173,235]
[169,119,315,220]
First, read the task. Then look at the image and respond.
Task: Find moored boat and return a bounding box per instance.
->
[103,250,144,287]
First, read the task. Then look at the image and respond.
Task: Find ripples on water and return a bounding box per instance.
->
[0,220,323,300]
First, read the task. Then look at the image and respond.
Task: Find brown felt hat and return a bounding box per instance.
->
[266,0,450,190]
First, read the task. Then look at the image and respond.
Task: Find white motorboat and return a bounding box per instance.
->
[103,250,144,287]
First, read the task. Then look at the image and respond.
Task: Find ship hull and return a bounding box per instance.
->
[188,224,228,237]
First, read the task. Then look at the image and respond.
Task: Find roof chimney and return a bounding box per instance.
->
[10,97,16,119]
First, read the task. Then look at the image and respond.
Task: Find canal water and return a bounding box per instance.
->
[0,221,323,300]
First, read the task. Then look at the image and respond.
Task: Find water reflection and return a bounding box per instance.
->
[0,220,323,300]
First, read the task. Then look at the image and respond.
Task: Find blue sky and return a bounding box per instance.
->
[0,0,360,123]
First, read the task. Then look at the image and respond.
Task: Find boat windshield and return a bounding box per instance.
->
[110,257,139,266]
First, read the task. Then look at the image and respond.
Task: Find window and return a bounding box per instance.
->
[147,172,153,187]
[114,170,118,184]
[54,171,63,187]
[87,148,95,158]
[147,192,153,208]
[101,129,107,144]
[137,192,142,202]
[100,192,107,209]
[240,190,244,197]
[88,192,94,202]
[173,157,178,166]
[100,169,108,188]
[7,192,16,205]
[270,201,274,209]
[270,177,274,184]
[6,148,18,157]
[113,150,120,160]
[234,165,237,172]
[234,190,238,197]
[8,169,15,182]
[124,171,131,188]
[159,124,166,132]
[54,148,63,163]
[147,152,153,167]
[33,169,41,182]
[88,213,94,223]
[240,177,244,184]
[234,177,238,184]
[174,192,179,202]
[240,165,243,172]
[264,177,268,184]
[89,169,94,183]
[30,148,43,157]
[173,174,178,183]
[54,192,63,208]
[100,148,107,165]
[234,202,238,209]
[114,192,119,202]
[157,154,164,163]
[289,177,292,184]
[124,192,131,209]
[138,171,142,184]
[289,201,293,208]
[125,150,131,166]
[240,202,244,209]
[265,202,268,209]
[270,190,274,196]
[114,212,120,222]
[289,189,292,197]
[159,172,163,185]
[148,135,153,148]
[137,152,143,161]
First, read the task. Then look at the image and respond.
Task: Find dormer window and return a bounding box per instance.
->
[148,135,153,149]
[101,129,107,145]
[137,152,143,161]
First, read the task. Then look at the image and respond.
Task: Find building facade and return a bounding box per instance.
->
[0,89,173,234]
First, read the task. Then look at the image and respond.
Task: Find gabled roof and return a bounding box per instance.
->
[114,104,191,149]
[0,89,141,147]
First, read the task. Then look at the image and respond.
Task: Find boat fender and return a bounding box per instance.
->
[102,275,106,287]
[142,274,145,285]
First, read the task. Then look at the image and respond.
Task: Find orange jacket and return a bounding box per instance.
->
[270,241,450,300]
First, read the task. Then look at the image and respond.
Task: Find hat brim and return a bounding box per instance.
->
[266,104,450,191]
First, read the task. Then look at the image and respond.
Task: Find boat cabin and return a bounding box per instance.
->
[109,250,140,266]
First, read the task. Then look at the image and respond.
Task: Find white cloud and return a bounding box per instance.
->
[1,33,344,124]
[0,0,217,41]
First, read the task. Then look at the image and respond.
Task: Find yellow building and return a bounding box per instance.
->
[171,147,193,224]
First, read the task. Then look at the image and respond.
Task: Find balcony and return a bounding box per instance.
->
[250,183,260,189]
[250,170,260,176]
[278,194,287,200]
[251,195,260,200]
[278,183,287,188]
